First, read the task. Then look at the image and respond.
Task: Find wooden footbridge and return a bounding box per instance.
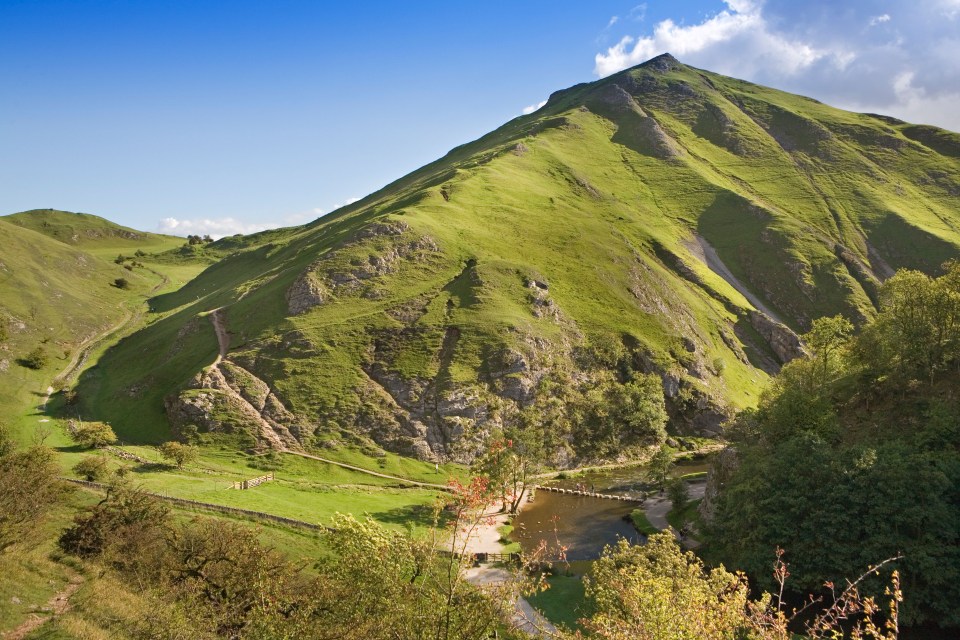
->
[532,485,645,503]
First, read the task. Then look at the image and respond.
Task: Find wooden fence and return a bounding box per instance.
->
[232,472,274,490]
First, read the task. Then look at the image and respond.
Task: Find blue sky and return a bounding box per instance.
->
[2,0,959,236]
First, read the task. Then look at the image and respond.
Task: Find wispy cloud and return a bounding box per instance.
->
[522,100,547,115]
[868,14,891,26]
[155,199,360,239]
[156,216,279,239]
[606,15,619,29]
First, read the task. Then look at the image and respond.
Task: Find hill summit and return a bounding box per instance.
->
[77,54,960,464]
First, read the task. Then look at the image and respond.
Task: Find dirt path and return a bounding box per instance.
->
[208,308,229,364]
[3,575,83,640]
[685,234,784,323]
[464,566,558,638]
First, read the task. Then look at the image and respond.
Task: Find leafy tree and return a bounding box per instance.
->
[582,533,753,638]
[159,441,198,470]
[706,265,960,627]
[20,345,48,369]
[578,533,900,640]
[665,477,689,511]
[70,420,118,448]
[114,277,129,289]
[74,455,110,481]
[59,481,170,559]
[575,374,667,457]
[0,445,64,550]
[471,424,544,513]
[647,444,673,489]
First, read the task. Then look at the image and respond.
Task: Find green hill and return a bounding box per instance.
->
[74,54,960,464]
[0,210,201,442]
[3,208,179,252]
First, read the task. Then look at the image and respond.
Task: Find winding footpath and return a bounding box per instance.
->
[206,308,452,491]
[3,575,84,640]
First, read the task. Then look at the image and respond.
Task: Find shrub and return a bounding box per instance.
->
[114,277,129,289]
[158,441,198,469]
[71,420,118,448]
[666,477,689,511]
[20,346,48,369]
[74,455,109,481]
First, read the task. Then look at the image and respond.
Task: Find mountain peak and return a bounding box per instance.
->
[637,52,681,72]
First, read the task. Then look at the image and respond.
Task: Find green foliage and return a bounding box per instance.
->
[113,277,129,289]
[73,455,109,481]
[647,445,673,489]
[574,374,668,457]
[665,477,689,511]
[59,481,170,559]
[70,420,118,448]
[158,441,198,469]
[0,446,64,550]
[582,533,753,638]
[707,263,960,627]
[20,345,48,369]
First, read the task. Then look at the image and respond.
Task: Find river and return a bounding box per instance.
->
[510,458,710,561]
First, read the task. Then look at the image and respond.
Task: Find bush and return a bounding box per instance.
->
[74,455,110,481]
[114,277,129,289]
[1,446,65,549]
[666,477,689,510]
[158,441,198,469]
[19,346,48,369]
[71,420,118,448]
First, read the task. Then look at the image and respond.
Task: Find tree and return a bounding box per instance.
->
[159,441,198,470]
[575,374,668,457]
[577,533,900,640]
[666,477,689,511]
[71,420,118,448]
[114,277,129,289]
[647,444,673,489]
[74,455,110,481]
[0,445,64,550]
[59,481,170,559]
[20,346,48,369]
[581,533,753,639]
[803,314,854,390]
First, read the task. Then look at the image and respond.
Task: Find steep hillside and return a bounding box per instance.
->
[77,54,960,464]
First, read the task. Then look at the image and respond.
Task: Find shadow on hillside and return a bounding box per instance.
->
[369,503,437,529]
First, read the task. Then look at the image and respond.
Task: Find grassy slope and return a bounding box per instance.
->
[74,57,960,461]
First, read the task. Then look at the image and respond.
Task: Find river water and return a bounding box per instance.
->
[509,458,710,561]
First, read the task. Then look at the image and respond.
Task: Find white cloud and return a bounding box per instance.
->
[522,100,547,115]
[595,1,830,78]
[156,216,279,239]
[606,15,619,29]
[157,199,362,239]
[593,1,960,132]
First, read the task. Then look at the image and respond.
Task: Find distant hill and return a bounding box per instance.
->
[74,54,960,463]
[0,210,191,441]
[3,209,176,250]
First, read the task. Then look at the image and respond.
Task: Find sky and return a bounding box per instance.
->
[2,0,959,237]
